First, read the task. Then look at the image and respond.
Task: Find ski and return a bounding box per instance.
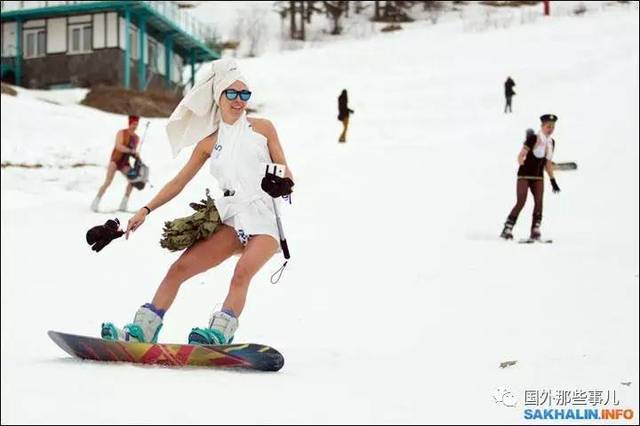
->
[518,238,553,244]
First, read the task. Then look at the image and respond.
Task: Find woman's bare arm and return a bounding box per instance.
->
[146,135,214,211]
[125,135,214,237]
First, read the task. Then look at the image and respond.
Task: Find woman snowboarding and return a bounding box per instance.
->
[101,59,294,345]
[91,115,141,212]
[500,114,561,241]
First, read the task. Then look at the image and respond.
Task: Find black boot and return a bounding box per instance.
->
[530,214,542,240]
[500,216,516,240]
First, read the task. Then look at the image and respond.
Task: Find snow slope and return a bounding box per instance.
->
[1,3,638,424]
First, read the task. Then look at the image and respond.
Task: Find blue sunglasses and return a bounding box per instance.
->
[223,89,252,102]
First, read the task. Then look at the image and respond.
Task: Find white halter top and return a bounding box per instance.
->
[209,113,281,245]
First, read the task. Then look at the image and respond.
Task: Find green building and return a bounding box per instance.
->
[1,1,219,91]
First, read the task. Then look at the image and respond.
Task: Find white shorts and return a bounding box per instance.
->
[217,196,281,250]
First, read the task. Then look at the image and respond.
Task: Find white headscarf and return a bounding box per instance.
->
[166,58,248,157]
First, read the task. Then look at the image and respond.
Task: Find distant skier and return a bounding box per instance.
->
[500,114,561,241]
[504,77,516,113]
[101,59,294,346]
[91,115,142,212]
[338,89,354,143]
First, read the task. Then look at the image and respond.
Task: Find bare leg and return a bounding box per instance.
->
[339,117,349,142]
[116,166,134,197]
[116,167,134,211]
[222,235,279,317]
[151,225,242,311]
[96,162,118,197]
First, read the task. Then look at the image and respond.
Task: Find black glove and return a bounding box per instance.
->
[261,174,294,198]
[349,108,354,114]
[86,218,124,252]
[550,178,561,193]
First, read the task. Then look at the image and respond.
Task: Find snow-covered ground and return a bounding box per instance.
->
[193,0,619,56]
[1,4,638,424]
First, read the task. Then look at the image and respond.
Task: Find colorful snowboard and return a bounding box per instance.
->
[48,330,284,372]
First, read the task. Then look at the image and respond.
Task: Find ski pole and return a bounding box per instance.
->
[137,121,150,154]
[270,196,290,285]
[272,198,290,260]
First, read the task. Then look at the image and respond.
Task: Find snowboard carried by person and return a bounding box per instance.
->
[552,161,577,171]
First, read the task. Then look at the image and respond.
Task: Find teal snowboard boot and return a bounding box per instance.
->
[188,310,238,345]
[102,305,163,343]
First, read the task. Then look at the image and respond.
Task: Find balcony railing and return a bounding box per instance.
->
[142,1,213,42]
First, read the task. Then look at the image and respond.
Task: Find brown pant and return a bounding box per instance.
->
[508,178,543,226]
[339,116,349,143]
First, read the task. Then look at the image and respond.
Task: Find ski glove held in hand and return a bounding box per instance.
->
[86,218,124,252]
[261,175,294,198]
[550,178,561,193]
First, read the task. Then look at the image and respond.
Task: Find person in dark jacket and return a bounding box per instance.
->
[338,89,354,143]
[504,77,516,113]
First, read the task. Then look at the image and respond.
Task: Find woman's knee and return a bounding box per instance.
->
[513,199,525,212]
[230,265,254,288]
[167,258,197,280]
[103,173,115,187]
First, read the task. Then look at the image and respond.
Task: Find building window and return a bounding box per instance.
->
[68,23,92,53]
[24,28,46,58]
[148,39,158,71]
[129,29,138,60]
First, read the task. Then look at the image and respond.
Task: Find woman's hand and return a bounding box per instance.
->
[126,208,148,239]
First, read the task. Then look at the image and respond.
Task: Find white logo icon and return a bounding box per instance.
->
[493,387,518,407]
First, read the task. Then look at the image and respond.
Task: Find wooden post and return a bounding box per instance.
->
[289,0,296,39]
[164,36,172,88]
[124,7,131,89]
[138,16,146,90]
[15,18,22,86]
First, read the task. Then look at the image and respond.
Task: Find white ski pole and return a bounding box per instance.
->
[263,163,291,284]
[272,197,290,260]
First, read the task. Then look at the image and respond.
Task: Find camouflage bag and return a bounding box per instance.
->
[160,189,222,251]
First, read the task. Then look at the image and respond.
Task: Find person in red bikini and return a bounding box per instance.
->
[91,115,141,212]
